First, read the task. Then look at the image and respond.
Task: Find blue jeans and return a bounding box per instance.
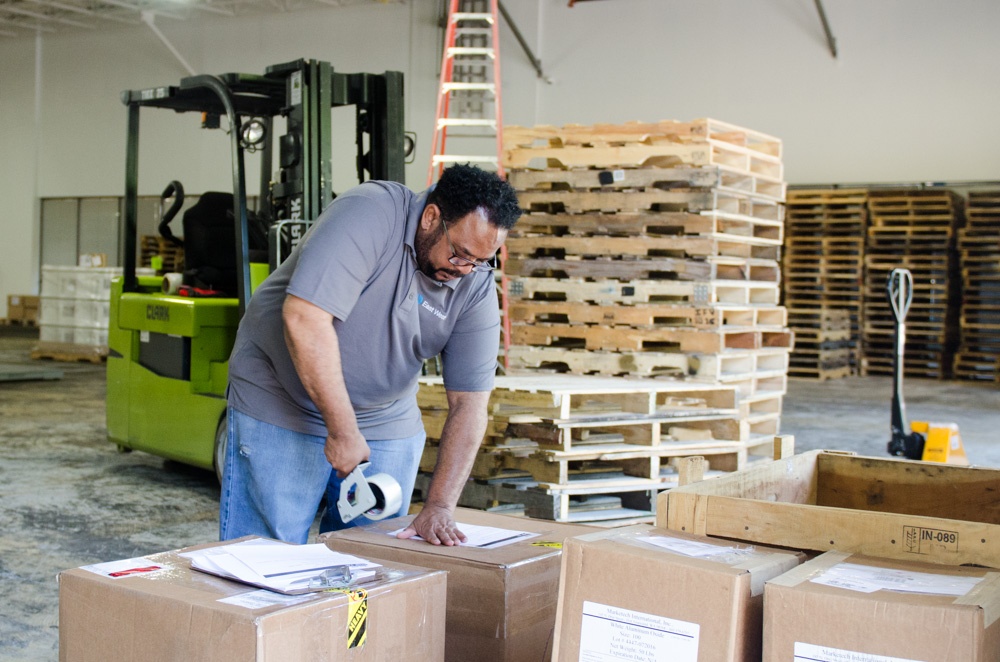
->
[219,407,425,544]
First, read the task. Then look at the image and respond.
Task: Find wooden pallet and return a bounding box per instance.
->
[513,210,784,243]
[506,233,781,261]
[507,164,785,202]
[0,318,38,328]
[140,235,185,273]
[507,346,790,382]
[787,364,853,381]
[508,300,786,329]
[516,188,783,222]
[509,323,793,354]
[414,471,660,524]
[30,341,107,364]
[419,374,739,418]
[504,118,782,156]
[505,255,780,283]
[507,276,781,306]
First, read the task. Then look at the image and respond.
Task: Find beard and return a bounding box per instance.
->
[414,224,462,281]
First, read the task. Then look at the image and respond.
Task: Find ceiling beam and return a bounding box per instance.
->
[0,4,94,28]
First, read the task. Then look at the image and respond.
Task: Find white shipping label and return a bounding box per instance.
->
[79,557,165,579]
[794,642,923,662]
[810,562,982,597]
[579,601,699,662]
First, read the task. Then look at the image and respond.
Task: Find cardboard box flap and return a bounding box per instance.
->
[571,524,802,596]
[956,572,1000,626]
[768,551,997,608]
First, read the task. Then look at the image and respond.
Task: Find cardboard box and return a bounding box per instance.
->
[764,551,1000,661]
[59,537,447,661]
[319,508,596,661]
[552,525,803,661]
[7,294,24,321]
[659,449,1000,567]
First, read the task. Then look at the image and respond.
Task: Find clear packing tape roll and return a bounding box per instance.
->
[162,272,183,294]
[364,472,403,521]
[336,462,403,523]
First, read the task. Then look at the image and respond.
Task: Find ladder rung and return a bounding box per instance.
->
[432,155,499,165]
[447,47,495,58]
[451,12,494,23]
[441,82,496,93]
[437,118,497,128]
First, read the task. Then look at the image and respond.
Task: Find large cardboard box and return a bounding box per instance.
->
[764,551,1000,661]
[59,537,447,661]
[552,525,803,661]
[659,449,1000,567]
[320,508,596,661]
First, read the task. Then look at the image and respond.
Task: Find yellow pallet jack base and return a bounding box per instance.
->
[912,421,969,465]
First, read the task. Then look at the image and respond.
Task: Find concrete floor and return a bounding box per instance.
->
[0,326,998,661]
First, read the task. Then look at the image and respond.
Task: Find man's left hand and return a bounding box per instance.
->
[396,504,467,546]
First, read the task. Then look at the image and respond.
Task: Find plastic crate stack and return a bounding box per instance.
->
[782,189,868,379]
[500,118,791,462]
[34,265,120,362]
[862,190,963,378]
[953,191,1000,382]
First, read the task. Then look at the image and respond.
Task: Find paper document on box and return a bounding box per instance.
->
[388,522,539,548]
[181,538,380,594]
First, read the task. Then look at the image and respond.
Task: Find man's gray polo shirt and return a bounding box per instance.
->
[227,180,499,440]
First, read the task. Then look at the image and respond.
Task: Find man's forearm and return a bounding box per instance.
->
[425,390,490,510]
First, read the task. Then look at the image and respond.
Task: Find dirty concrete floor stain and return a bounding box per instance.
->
[0,331,219,661]
[0,328,998,661]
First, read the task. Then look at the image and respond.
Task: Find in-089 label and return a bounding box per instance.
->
[902,526,959,555]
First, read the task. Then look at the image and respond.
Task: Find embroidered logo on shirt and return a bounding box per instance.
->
[417,294,448,320]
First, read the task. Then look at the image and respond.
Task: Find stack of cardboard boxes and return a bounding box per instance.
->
[4,294,39,326]
[60,484,1000,661]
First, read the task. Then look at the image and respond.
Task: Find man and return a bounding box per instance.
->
[219,164,522,547]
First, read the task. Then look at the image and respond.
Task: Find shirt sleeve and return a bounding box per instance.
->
[286,187,396,321]
[441,274,500,392]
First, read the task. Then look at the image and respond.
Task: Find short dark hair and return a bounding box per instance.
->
[428,164,522,231]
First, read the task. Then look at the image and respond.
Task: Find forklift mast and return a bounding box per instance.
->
[119,59,405,313]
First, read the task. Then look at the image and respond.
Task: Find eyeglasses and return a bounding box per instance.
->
[440,217,496,273]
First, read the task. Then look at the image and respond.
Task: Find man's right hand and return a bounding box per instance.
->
[324,427,370,477]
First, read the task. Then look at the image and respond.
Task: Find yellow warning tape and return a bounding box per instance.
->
[329,587,368,649]
[531,541,563,549]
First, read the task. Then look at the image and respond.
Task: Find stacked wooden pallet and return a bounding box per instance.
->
[862,190,962,378]
[953,191,1000,382]
[141,235,184,274]
[783,189,868,379]
[501,119,790,454]
[415,375,765,524]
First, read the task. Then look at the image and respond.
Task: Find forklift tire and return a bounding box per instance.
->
[213,414,228,485]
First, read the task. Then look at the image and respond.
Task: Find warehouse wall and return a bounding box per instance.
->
[0,0,997,314]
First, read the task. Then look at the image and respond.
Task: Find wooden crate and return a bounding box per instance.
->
[657,449,1000,567]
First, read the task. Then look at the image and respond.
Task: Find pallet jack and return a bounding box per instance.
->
[885,268,969,464]
[106,60,406,482]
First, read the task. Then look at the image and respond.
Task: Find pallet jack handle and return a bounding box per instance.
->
[886,268,925,459]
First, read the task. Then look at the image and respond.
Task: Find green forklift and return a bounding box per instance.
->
[106,59,406,481]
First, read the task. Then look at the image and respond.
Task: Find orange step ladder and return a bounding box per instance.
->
[428,0,513,371]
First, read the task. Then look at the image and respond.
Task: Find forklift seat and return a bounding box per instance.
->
[182,192,268,295]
